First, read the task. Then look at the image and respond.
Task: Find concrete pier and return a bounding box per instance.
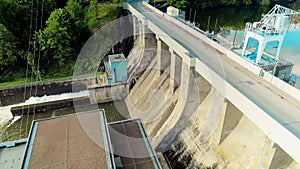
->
[123,3,300,167]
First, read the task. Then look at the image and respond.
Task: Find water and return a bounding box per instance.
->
[0,101,129,143]
[0,91,89,126]
[190,5,300,88]
[164,141,196,169]
[24,90,89,104]
[0,106,13,126]
[191,5,269,32]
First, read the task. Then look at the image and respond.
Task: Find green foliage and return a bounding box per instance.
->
[261,0,270,5]
[38,8,75,67]
[195,4,269,32]
[74,0,90,6]
[0,0,124,85]
[242,0,253,5]
[0,67,26,83]
[86,3,121,30]
[0,24,18,68]
[291,0,300,10]
[65,0,84,20]
[90,0,98,17]
[0,0,19,35]
[167,0,274,8]
[222,0,237,5]
[38,0,89,68]
[168,0,188,8]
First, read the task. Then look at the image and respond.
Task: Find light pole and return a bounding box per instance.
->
[189,8,192,23]
[271,59,278,84]
[193,9,196,25]
[206,16,210,32]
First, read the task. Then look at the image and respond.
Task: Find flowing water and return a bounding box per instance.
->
[0,100,129,143]
[0,91,89,127]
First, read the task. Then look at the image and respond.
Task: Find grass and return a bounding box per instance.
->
[0,61,76,89]
[0,71,107,89]
[85,3,122,30]
[0,76,73,89]
[0,72,107,89]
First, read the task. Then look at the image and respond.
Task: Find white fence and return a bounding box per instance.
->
[126,2,300,163]
[263,72,300,100]
[142,1,261,75]
[142,1,300,102]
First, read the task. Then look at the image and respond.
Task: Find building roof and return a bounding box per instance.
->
[21,110,114,169]
[109,119,161,169]
[109,54,126,62]
[21,110,161,169]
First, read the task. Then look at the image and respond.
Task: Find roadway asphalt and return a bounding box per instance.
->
[131,2,300,138]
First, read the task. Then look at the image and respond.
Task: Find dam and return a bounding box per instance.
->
[118,1,300,168]
[1,1,300,168]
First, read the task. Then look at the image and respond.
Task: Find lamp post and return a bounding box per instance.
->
[271,59,278,84]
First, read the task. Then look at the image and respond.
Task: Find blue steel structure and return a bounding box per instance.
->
[241,5,299,66]
[105,54,128,84]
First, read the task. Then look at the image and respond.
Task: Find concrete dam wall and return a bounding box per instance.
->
[124,26,300,168]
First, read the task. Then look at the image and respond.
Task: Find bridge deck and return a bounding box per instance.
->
[127,1,300,163]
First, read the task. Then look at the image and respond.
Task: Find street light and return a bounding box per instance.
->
[270,60,278,84]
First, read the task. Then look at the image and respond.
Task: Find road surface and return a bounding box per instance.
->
[131,2,300,139]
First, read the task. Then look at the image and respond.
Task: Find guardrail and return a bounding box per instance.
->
[141,1,300,103]
[263,71,300,100]
[125,2,300,163]
[142,1,261,75]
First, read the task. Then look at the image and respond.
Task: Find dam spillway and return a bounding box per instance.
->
[121,3,300,167]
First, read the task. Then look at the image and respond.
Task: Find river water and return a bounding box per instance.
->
[0,100,129,143]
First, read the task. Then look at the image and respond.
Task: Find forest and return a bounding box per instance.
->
[0,0,123,88]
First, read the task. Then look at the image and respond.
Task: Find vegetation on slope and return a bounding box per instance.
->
[0,0,123,88]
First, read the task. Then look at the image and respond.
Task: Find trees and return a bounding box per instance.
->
[0,24,18,69]
[261,0,270,5]
[38,8,74,67]
[65,0,89,51]
[0,0,19,36]
[90,0,98,18]
[0,0,123,83]
[167,0,188,8]
[167,0,271,9]
[37,0,89,71]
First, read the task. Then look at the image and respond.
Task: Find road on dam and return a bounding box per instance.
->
[130,2,300,139]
